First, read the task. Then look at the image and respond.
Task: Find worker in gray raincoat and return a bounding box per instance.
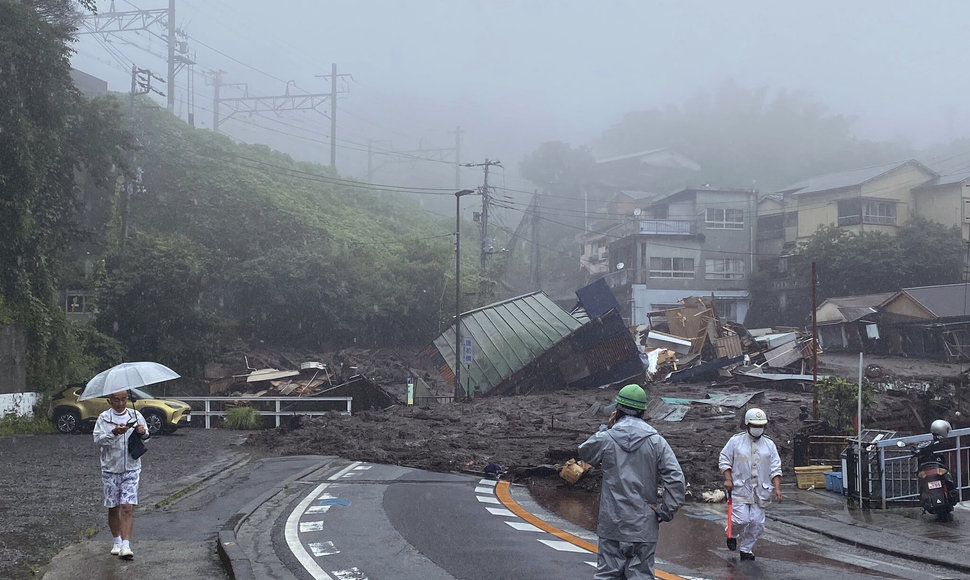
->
[579,384,686,579]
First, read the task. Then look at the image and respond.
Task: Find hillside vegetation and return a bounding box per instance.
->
[93,101,465,377]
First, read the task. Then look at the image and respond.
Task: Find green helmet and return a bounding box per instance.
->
[616,384,647,410]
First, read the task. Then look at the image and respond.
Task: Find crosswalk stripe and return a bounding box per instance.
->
[300,521,325,532]
[476,495,501,504]
[505,521,543,532]
[309,541,339,557]
[538,539,591,553]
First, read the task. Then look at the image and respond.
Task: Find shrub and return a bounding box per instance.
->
[223,406,262,430]
[0,413,55,436]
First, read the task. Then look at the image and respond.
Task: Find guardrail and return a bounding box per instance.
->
[871,427,970,509]
[176,396,353,429]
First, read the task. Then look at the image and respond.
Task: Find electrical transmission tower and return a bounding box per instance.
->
[315,64,353,168]
[207,69,347,168]
[76,0,194,114]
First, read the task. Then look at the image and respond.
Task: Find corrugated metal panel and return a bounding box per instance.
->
[432,292,583,394]
[714,335,743,358]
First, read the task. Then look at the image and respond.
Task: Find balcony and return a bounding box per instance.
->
[837,214,897,226]
[635,219,694,235]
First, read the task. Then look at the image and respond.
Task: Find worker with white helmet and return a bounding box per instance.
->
[579,384,686,579]
[718,407,783,561]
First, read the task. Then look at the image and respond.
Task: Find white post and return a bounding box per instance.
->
[276,398,281,428]
[205,399,211,429]
[858,351,864,501]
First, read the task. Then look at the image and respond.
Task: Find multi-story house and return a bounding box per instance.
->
[764,160,936,250]
[595,187,758,325]
[752,159,970,325]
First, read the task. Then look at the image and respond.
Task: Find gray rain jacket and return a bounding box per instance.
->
[578,415,686,542]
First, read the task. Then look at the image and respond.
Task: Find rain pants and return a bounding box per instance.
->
[579,415,686,579]
[718,432,782,553]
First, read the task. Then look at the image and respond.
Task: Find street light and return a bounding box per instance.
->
[454,188,476,400]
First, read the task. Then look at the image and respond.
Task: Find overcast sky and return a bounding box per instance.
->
[70,0,970,190]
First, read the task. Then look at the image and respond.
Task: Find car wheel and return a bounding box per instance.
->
[142,410,165,436]
[53,409,80,434]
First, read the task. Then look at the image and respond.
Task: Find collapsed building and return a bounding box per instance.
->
[816,283,970,361]
[422,280,644,398]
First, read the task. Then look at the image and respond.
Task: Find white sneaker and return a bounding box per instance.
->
[119,546,133,560]
[110,543,122,556]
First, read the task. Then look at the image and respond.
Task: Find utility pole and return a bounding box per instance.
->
[812,261,819,420]
[464,159,502,271]
[449,125,463,189]
[315,64,352,170]
[531,190,541,291]
[123,65,164,247]
[166,0,175,111]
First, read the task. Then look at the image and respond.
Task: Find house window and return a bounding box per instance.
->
[706,208,744,229]
[718,301,738,322]
[839,199,897,226]
[649,257,694,278]
[705,259,745,280]
[785,211,798,228]
[863,201,896,225]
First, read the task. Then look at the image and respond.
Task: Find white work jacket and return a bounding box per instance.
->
[93,408,150,473]
[718,431,782,506]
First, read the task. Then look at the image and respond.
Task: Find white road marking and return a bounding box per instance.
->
[306,505,332,514]
[538,539,591,553]
[585,561,597,567]
[284,461,361,580]
[485,507,516,517]
[474,486,495,494]
[300,521,325,532]
[353,465,372,471]
[478,479,497,487]
[309,541,339,557]
[332,567,368,579]
[504,521,543,532]
[476,495,501,504]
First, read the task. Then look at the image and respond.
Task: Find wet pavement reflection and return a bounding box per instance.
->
[528,483,910,579]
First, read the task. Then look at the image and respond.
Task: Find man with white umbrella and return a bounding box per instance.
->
[83,361,179,561]
[93,390,150,560]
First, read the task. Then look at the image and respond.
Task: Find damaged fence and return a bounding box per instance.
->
[177,396,352,428]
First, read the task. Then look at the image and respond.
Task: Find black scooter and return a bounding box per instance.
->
[897,433,957,522]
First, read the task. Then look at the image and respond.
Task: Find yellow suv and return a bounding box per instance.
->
[48,383,192,435]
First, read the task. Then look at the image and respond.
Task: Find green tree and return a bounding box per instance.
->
[818,377,875,434]
[0,0,126,389]
[797,220,963,304]
[95,234,215,376]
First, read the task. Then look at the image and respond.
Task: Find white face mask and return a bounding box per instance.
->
[748,426,764,438]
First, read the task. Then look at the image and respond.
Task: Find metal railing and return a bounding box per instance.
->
[872,427,970,509]
[176,396,353,429]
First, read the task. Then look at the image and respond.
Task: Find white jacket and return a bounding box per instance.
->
[718,432,782,505]
[93,408,150,473]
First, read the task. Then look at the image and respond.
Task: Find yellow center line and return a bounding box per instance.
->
[494,480,686,580]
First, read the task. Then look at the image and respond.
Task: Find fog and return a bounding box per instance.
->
[71,0,970,192]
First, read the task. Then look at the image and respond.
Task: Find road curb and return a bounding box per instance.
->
[217,456,341,580]
[767,510,970,575]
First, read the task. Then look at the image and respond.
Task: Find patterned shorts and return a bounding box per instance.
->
[102,469,141,508]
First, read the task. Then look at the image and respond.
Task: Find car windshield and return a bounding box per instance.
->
[129,387,155,400]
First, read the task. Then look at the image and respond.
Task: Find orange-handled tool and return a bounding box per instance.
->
[726,489,737,551]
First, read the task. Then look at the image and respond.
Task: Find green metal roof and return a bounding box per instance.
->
[434,292,584,395]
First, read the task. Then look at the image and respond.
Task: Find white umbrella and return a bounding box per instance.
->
[78,362,180,401]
